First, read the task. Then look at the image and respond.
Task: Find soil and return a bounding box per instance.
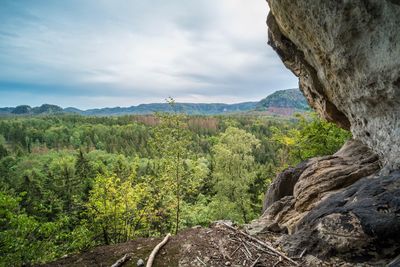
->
[41,222,303,267]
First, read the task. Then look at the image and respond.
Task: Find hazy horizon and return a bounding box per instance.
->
[1,87,302,110]
[0,0,297,109]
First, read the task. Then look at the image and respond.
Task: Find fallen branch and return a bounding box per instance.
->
[230,244,241,258]
[242,241,253,259]
[250,255,261,267]
[299,248,307,259]
[273,256,283,267]
[146,233,171,267]
[110,253,132,267]
[196,256,207,266]
[221,223,299,266]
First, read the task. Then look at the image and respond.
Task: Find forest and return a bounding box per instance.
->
[0,110,350,265]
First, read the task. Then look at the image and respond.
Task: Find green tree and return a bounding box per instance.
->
[86,161,153,244]
[0,134,8,159]
[49,156,79,212]
[210,127,260,223]
[0,192,63,265]
[151,98,197,234]
[75,150,93,199]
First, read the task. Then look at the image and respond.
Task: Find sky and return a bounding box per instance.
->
[0,0,297,109]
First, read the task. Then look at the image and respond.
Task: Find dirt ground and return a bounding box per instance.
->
[40,222,343,267]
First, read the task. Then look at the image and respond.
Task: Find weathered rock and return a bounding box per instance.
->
[294,139,380,213]
[250,140,380,235]
[267,0,400,171]
[262,159,311,212]
[279,171,400,262]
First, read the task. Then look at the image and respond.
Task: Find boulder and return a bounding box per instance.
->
[280,171,400,262]
[262,159,311,212]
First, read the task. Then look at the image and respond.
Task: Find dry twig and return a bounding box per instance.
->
[196,256,207,266]
[273,256,283,267]
[110,253,131,267]
[230,244,241,258]
[299,248,307,259]
[240,248,250,259]
[250,255,261,267]
[146,233,171,267]
[242,242,253,259]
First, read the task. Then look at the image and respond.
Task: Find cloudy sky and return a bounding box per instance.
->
[0,0,297,109]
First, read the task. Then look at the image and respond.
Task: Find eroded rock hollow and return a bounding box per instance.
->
[256,0,400,264]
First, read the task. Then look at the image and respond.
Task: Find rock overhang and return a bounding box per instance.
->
[267,0,400,171]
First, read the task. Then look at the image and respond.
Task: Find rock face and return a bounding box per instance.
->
[257,0,400,264]
[251,140,380,234]
[262,159,310,212]
[267,0,400,171]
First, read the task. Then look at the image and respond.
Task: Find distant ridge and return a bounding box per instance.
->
[0,104,63,115]
[0,89,309,116]
[255,88,310,116]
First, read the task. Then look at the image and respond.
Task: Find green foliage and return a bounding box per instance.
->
[86,163,155,244]
[0,192,76,265]
[210,127,260,223]
[272,113,351,167]
[0,134,8,160]
[150,98,205,234]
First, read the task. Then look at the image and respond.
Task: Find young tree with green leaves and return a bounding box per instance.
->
[151,98,199,234]
[210,127,260,223]
[86,159,153,244]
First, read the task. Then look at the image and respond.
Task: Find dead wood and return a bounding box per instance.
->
[146,233,171,267]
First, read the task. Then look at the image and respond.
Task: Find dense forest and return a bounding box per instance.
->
[0,108,350,265]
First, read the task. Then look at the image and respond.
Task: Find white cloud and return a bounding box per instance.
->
[0,0,297,108]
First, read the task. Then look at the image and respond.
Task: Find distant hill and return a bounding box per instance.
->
[0,89,309,116]
[31,104,64,114]
[0,104,64,115]
[255,88,309,115]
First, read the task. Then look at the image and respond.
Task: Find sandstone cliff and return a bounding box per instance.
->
[255,0,400,265]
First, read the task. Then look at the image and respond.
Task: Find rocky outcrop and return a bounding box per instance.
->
[262,159,310,212]
[250,140,380,234]
[251,140,400,263]
[257,0,400,264]
[280,171,400,262]
[267,0,400,171]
